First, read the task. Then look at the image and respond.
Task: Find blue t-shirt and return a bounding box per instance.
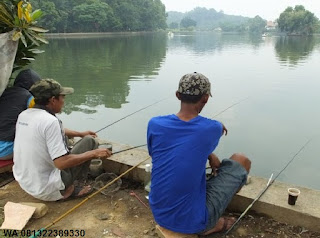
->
[147,114,223,233]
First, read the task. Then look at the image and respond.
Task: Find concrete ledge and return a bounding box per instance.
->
[229,176,320,232]
[99,140,151,182]
[99,140,320,233]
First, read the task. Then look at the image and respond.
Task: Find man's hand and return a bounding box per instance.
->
[221,123,228,136]
[54,148,112,170]
[80,131,97,138]
[208,153,221,176]
[93,148,112,159]
[65,129,97,138]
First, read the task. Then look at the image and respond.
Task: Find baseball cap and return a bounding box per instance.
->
[30,79,74,100]
[177,72,212,96]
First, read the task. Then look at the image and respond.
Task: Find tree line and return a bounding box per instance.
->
[167,6,320,35]
[30,0,167,33]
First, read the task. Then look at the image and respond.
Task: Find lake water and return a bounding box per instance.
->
[31,32,320,190]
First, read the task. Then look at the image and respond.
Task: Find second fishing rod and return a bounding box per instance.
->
[94,95,249,152]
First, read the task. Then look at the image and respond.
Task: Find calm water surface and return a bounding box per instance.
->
[31,32,320,190]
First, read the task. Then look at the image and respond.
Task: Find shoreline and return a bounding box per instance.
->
[44,31,164,38]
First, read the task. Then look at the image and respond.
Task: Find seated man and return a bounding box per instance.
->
[13,79,112,201]
[0,69,40,160]
[147,72,251,235]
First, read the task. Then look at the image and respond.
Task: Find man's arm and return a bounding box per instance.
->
[208,153,221,175]
[54,147,111,170]
[65,128,97,138]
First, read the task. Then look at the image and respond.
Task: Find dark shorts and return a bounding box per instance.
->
[60,136,98,193]
[200,158,248,233]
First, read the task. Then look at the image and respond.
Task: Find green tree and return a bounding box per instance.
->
[277,5,320,35]
[169,22,179,29]
[30,0,167,32]
[248,15,266,33]
[180,17,196,29]
[72,1,119,32]
[33,1,61,32]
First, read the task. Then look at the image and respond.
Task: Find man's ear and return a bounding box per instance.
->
[48,96,56,104]
[202,94,209,103]
[176,91,181,101]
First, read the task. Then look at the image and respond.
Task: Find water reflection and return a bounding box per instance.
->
[31,33,167,113]
[168,32,264,54]
[275,36,318,66]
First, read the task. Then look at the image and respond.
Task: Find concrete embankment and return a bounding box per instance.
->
[100,140,320,233]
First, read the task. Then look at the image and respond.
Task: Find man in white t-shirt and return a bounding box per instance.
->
[13,79,112,201]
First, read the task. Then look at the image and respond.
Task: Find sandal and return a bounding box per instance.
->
[61,184,94,201]
[217,217,236,233]
[71,185,94,198]
[200,216,236,235]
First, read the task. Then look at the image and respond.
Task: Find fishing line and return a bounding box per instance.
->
[212,97,249,118]
[225,138,312,235]
[95,96,170,133]
[95,94,248,134]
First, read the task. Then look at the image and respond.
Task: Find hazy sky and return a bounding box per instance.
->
[161,0,320,21]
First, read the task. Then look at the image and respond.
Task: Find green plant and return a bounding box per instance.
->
[0,0,48,72]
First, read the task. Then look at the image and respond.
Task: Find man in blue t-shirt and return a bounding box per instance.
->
[147,72,251,235]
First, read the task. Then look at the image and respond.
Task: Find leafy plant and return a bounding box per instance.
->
[0,0,48,72]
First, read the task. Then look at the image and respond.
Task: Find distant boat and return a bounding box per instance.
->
[262,33,268,37]
[168,31,174,38]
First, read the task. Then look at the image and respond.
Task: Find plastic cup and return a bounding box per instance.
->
[288,188,300,205]
[99,143,112,151]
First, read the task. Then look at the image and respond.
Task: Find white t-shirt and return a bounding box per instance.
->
[13,108,69,201]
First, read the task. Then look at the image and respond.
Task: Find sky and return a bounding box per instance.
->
[161,0,320,21]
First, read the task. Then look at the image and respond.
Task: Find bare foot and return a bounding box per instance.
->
[61,185,93,200]
[75,185,92,197]
[202,217,236,235]
[62,185,74,199]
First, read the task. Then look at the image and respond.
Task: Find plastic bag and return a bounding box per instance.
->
[0,30,18,96]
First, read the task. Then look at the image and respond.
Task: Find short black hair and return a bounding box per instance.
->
[179,93,204,103]
[34,95,59,106]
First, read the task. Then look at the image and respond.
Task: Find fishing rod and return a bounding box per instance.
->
[225,173,273,235]
[29,156,151,238]
[95,97,170,133]
[28,145,148,237]
[225,138,312,235]
[212,97,249,118]
[112,144,147,155]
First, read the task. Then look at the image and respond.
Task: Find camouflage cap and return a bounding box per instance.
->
[177,72,212,96]
[30,79,74,100]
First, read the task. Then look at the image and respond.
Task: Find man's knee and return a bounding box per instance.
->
[230,153,251,173]
[71,136,98,154]
[81,136,98,148]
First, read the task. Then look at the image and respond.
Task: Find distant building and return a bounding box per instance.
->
[265,21,277,31]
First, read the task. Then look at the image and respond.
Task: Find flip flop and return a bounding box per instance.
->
[71,185,94,198]
[220,217,236,232]
[200,216,236,236]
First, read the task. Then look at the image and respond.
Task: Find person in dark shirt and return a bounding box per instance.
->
[147,72,251,235]
[0,69,41,160]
